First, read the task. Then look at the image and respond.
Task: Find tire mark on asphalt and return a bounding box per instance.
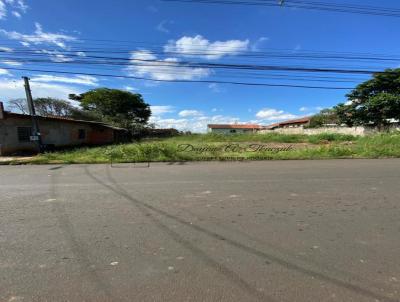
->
[88,165,398,302]
[181,206,384,290]
[84,166,274,302]
[50,169,119,302]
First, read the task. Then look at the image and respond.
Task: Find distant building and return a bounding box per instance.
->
[263,123,280,130]
[207,118,311,134]
[0,102,127,155]
[265,117,311,130]
[208,124,262,134]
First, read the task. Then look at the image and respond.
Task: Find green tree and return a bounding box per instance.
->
[69,88,151,129]
[362,93,400,128]
[33,97,102,121]
[334,68,400,129]
[334,103,359,127]
[309,108,338,128]
[34,98,76,116]
[347,68,400,101]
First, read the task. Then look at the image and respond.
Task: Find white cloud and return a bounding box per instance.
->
[11,10,20,18]
[124,86,136,92]
[150,113,246,133]
[299,106,323,112]
[1,59,22,66]
[164,35,249,60]
[36,49,74,62]
[127,50,210,81]
[0,77,82,101]
[251,37,269,51]
[149,106,244,133]
[150,117,188,129]
[0,23,76,49]
[6,0,28,12]
[208,83,222,93]
[1,0,26,19]
[0,1,5,19]
[150,103,277,133]
[255,108,297,121]
[0,68,10,75]
[156,20,173,33]
[178,110,202,117]
[150,105,175,116]
[30,74,99,86]
[0,46,13,52]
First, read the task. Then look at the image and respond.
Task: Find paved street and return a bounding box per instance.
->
[1,160,400,302]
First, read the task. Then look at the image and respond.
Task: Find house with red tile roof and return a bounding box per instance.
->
[208,117,312,134]
[0,102,127,155]
[265,117,312,130]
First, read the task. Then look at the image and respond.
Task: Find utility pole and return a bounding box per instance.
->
[22,76,42,152]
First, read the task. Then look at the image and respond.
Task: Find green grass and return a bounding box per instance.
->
[5,132,400,164]
[354,133,400,158]
[152,132,359,144]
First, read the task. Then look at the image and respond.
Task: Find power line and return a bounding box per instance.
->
[1,66,354,90]
[0,49,391,74]
[2,37,400,59]
[0,45,392,88]
[3,48,400,63]
[4,59,367,83]
[2,42,395,89]
[161,0,400,18]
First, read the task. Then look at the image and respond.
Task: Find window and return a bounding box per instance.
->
[78,129,86,140]
[17,127,32,142]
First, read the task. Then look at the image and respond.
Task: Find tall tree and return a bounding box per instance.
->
[346,68,400,102]
[34,98,76,117]
[34,97,102,121]
[69,88,151,129]
[334,68,400,129]
[309,108,338,128]
[7,98,28,114]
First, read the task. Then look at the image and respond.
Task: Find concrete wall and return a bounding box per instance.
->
[259,126,379,136]
[209,128,257,134]
[0,116,116,155]
[0,117,38,154]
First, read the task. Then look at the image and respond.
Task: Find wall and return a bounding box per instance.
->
[0,116,38,154]
[0,116,116,155]
[210,128,256,134]
[259,126,379,136]
[39,119,115,146]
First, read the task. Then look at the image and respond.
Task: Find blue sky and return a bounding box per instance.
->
[0,0,399,132]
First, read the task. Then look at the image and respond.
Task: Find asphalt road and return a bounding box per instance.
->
[1,160,400,302]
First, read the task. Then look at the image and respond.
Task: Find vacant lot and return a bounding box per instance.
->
[3,132,400,164]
